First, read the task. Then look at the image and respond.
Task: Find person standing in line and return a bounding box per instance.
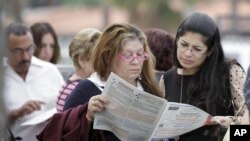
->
[37,23,164,141]
[144,28,174,82]
[159,13,249,141]
[3,23,64,141]
[56,28,101,112]
[31,22,61,64]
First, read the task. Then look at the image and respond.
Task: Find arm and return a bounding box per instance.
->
[229,64,249,124]
[244,66,250,110]
[212,64,249,127]
[63,80,101,111]
[8,100,44,122]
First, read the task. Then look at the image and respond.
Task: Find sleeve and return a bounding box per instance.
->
[37,104,92,141]
[229,64,249,124]
[63,80,101,111]
[44,64,65,110]
[63,81,88,111]
[244,66,250,110]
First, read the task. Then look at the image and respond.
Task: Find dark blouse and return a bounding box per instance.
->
[160,62,248,140]
[163,67,191,104]
[163,67,231,141]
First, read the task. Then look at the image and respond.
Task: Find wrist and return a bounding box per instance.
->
[228,116,235,121]
[9,109,21,122]
[86,112,93,122]
[228,116,237,124]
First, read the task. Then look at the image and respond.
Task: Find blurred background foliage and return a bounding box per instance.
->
[4,0,184,33]
[2,0,250,66]
[59,0,183,32]
[109,0,182,31]
[61,0,102,6]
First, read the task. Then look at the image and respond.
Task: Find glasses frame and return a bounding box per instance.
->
[178,45,207,57]
[9,45,36,56]
[118,52,149,62]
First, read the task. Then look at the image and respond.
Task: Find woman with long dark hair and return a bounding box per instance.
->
[159,12,249,141]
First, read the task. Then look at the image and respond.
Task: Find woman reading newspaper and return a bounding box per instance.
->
[159,12,249,141]
[37,23,165,141]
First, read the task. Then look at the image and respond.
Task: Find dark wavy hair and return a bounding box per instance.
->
[173,12,234,115]
[144,28,174,71]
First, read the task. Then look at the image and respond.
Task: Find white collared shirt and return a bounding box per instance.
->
[3,56,64,141]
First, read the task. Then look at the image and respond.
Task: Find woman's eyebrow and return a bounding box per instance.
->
[180,39,188,44]
[123,48,144,53]
[181,39,205,48]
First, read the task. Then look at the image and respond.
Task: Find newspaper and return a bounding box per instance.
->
[93,72,211,141]
[20,108,56,126]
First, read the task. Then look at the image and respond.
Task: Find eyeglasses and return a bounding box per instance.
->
[178,44,207,56]
[9,45,35,56]
[119,52,148,62]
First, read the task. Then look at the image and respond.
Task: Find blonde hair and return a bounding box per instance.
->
[91,23,162,97]
[69,28,101,68]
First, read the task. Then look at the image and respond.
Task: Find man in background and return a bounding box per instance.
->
[3,23,64,141]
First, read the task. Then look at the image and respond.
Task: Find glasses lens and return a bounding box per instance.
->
[119,52,148,62]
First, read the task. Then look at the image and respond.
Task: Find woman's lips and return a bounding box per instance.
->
[181,58,193,64]
[129,69,141,73]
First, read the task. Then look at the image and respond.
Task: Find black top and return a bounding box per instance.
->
[163,67,191,103]
[163,67,230,141]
